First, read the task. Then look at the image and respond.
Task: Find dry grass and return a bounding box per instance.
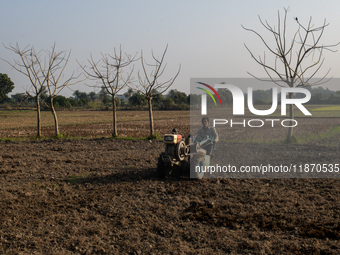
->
[1,107,340,143]
[0,110,190,138]
[0,110,190,130]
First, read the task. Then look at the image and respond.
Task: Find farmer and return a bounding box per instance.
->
[195,117,218,155]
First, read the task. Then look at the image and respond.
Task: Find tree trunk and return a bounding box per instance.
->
[50,97,59,136]
[112,95,117,137]
[286,92,294,142]
[147,97,154,138]
[36,95,41,137]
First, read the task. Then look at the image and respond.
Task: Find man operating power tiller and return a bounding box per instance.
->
[195,117,218,155]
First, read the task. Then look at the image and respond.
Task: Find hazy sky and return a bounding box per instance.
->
[1,0,340,97]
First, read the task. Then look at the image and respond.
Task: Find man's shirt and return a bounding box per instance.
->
[196,126,219,142]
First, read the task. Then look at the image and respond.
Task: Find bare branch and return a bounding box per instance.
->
[241,25,280,57]
[243,8,339,88]
[78,47,137,96]
[77,46,138,136]
[138,44,181,99]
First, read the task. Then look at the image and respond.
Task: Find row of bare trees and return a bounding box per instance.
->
[78,45,180,137]
[2,44,180,138]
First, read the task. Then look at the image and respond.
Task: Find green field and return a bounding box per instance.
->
[242,104,340,118]
[312,105,340,111]
[301,105,340,117]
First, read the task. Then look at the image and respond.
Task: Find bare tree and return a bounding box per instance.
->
[78,46,137,136]
[2,44,48,137]
[137,45,181,138]
[45,44,82,136]
[2,43,80,137]
[242,8,339,142]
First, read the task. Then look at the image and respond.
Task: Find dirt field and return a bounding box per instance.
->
[0,110,190,139]
[1,117,340,254]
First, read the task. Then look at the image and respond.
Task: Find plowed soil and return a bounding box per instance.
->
[1,118,340,254]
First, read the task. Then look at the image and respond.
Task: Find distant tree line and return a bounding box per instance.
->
[0,87,192,110]
[3,85,340,111]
